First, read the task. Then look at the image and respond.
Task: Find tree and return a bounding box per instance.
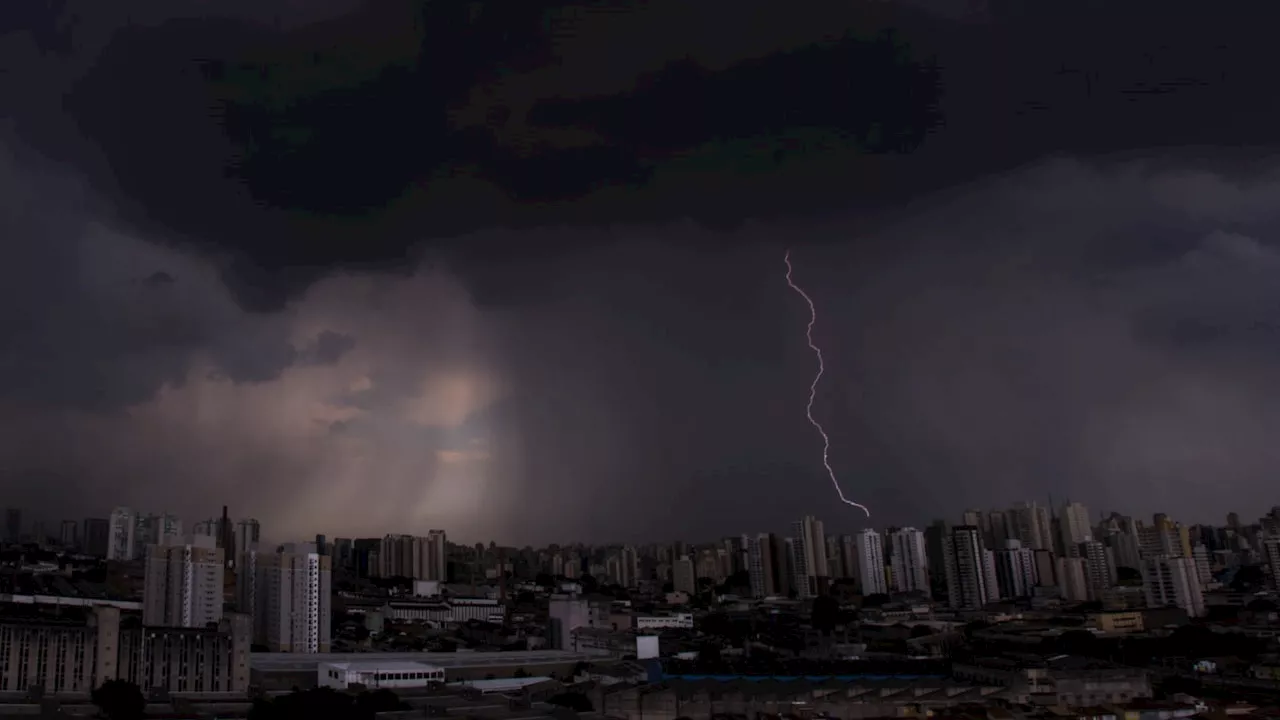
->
[811,595,840,636]
[861,593,890,608]
[909,625,935,638]
[697,642,721,664]
[513,667,529,678]
[353,689,407,717]
[91,679,146,720]
[535,572,555,588]
[1055,629,1100,656]
[579,574,598,594]
[249,687,406,720]
[547,693,594,712]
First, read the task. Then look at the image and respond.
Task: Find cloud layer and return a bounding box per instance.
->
[4,136,1280,542]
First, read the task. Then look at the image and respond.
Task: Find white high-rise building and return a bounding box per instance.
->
[142,534,225,628]
[855,529,887,595]
[256,542,331,653]
[107,507,136,562]
[888,527,929,595]
[1143,556,1205,618]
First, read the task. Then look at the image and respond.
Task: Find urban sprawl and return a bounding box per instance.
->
[2,501,1280,719]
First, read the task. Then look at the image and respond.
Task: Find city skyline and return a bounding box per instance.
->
[5,498,1277,552]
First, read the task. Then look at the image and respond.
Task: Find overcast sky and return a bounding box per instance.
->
[5,0,1280,545]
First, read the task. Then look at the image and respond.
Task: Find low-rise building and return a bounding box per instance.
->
[635,613,693,630]
[1087,611,1145,634]
[952,654,1151,706]
[318,660,445,690]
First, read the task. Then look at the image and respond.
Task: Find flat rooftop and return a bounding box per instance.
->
[322,659,445,673]
[253,650,593,673]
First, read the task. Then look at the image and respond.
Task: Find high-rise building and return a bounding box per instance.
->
[332,537,354,574]
[993,539,1037,599]
[673,555,697,594]
[888,527,929,595]
[1010,502,1053,551]
[107,507,136,561]
[791,515,828,597]
[1143,556,1205,617]
[425,530,448,582]
[1033,548,1057,588]
[943,526,989,610]
[141,514,183,553]
[747,533,776,597]
[606,547,639,588]
[855,529,887,595]
[236,545,260,638]
[59,520,78,548]
[4,508,21,542]
[1262,538,1280,591]
[217,506,235,570]
[924,520,949,597]
[1057,557,1089,603]
[255,542,332,652]
[1059,502,1092,557]
[1080,540,1112,601]
[82,518,109,557]
[236,519,261,556]
[143,534,225,628]
[378,532,449,581]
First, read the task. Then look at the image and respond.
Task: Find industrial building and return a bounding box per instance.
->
[251,649,593,691]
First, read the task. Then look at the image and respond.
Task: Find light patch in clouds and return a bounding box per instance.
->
[405,373,503,428]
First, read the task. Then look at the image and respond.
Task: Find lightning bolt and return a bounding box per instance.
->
[783,249,872,517]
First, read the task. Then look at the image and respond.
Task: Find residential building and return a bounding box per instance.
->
[993,539,1037,599]
[1057,557,1089,603]
[107,507,136,562]
[142,534,225,628]
[888,527,929,595]
[791,515,828,597]
[255,542,332,652]
[0,605,251,696]
[855,529,887,596]
[944,526,989,610]
[1143,556,1205,618]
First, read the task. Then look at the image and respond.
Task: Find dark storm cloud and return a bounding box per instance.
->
[8,0,1280,312]
[0,144,355,411]
[8,0,1280,542]
[453,159,1280,541]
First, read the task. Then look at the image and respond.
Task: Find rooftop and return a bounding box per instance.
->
[322,660,445,673]
[253,650,593,673]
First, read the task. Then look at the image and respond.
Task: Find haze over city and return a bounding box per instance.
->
[6,0,1280,546]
